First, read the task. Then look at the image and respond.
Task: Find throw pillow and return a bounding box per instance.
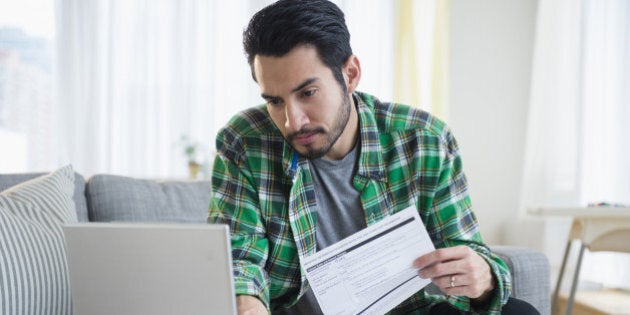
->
[0,165,78,315]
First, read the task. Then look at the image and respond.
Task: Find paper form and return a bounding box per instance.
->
[303,206,435,315]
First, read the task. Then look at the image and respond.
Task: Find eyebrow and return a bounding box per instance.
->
[261,77,319,100]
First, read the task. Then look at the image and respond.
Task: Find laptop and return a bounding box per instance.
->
[63,223,237,315]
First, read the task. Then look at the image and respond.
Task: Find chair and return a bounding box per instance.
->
[552,216,630,315]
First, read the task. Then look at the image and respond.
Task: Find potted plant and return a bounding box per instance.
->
[178,135,202,179]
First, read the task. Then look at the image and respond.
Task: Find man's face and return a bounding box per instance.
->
[253,45,354,159]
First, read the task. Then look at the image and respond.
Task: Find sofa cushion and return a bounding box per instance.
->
[0,172,88,222]
[86,175,211,223]
[0,165,78,315]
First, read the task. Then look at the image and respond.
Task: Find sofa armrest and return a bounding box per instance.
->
[491,245,550,315]
[423,246,550,314]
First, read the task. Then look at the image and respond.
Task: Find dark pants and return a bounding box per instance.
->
[429,297,540,315]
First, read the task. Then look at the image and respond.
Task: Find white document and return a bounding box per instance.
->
[303,206,435,315]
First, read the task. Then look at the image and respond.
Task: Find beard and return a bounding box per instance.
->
[287,93,352,159]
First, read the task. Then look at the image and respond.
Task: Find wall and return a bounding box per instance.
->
[448,0,538,244]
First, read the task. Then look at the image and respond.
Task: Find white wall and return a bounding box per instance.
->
[449,0,538,244]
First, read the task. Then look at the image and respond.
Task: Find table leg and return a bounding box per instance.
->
[565,243,586,315]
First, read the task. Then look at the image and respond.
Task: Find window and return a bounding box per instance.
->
[0,0,57,172]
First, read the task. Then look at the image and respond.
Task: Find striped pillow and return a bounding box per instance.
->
[0,165,78,315]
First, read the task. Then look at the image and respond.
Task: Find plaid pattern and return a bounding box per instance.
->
[209,91,511,314]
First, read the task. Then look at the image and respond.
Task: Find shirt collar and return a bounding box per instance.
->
[282,91,387,181]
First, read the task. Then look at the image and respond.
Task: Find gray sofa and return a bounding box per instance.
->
[0,171,550,314]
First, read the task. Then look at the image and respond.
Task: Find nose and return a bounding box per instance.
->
[284,101,308,131]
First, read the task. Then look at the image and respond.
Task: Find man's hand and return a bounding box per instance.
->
[413,245,495,300]
[237,295,268,315]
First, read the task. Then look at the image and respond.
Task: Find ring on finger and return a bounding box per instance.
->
[449,275,455,288]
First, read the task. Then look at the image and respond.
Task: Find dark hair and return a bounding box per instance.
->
[243,0,352,88]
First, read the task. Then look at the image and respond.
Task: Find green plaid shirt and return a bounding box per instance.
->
[209,91,511,314]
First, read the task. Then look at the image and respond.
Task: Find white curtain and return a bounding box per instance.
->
[521,0,630,289]
[54,0,409,178]
[341,0,446,117]
[55,0,265,178]
[339,0,396,103]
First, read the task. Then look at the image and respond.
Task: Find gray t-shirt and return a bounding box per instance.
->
[277,144,365,314]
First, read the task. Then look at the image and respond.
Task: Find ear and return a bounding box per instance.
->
[342,55,361,94]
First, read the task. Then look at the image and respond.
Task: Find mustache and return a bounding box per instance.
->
[287,127,325,142]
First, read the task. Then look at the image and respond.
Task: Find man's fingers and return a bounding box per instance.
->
[414,246,496,299]
[440,274,466,289]
[418,259,461,279]
[435,274,490,298]
[413,245,471,269]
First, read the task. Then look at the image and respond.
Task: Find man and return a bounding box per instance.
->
[209,0,539,314]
